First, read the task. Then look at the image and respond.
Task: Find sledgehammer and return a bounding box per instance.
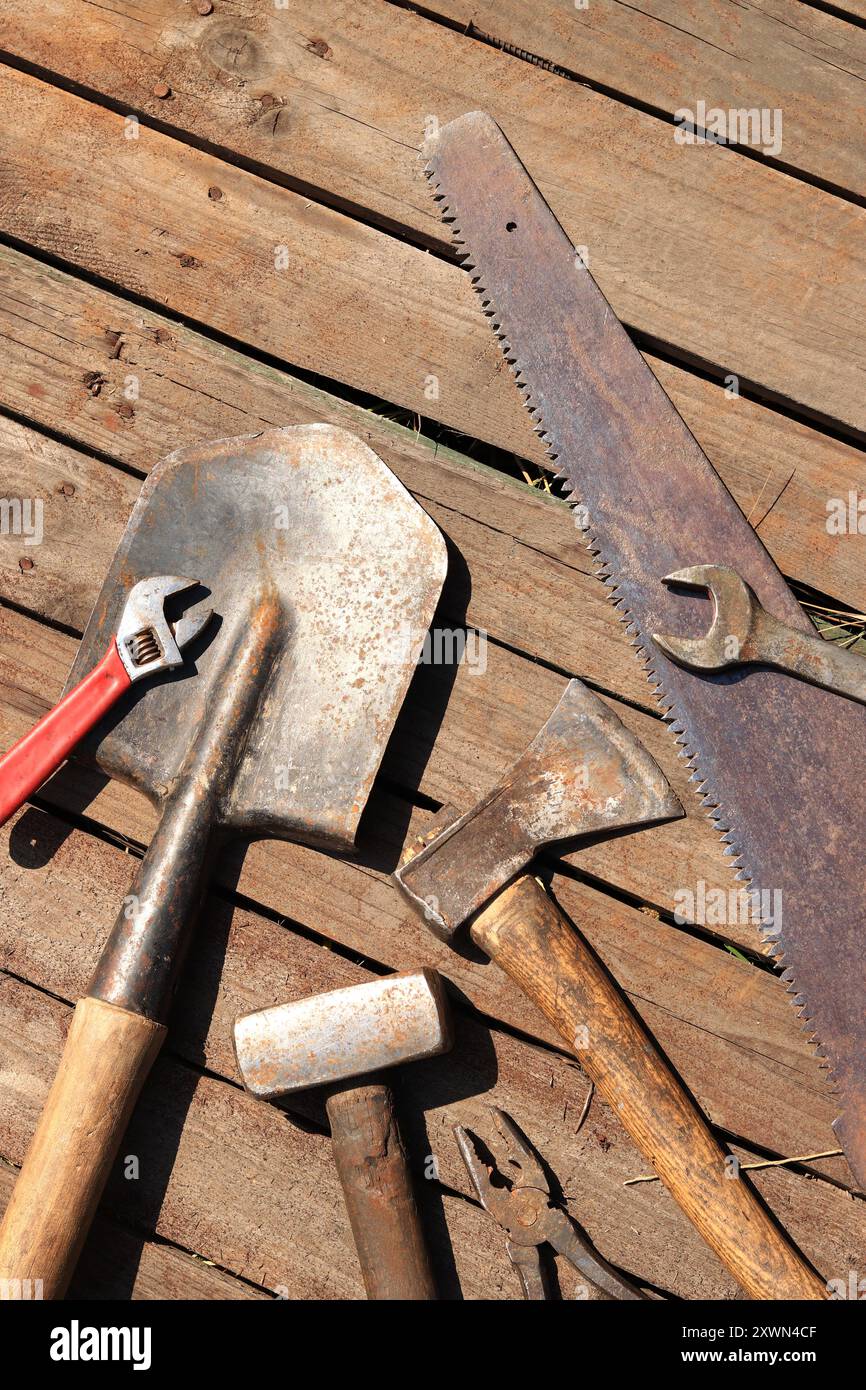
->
[234,969,451,1300]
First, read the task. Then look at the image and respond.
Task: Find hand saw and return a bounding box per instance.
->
[423,112,866,1194]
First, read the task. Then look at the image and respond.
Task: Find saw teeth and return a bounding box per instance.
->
[423,153,842,1111]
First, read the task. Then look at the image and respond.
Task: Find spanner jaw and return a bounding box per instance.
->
[652,565,757,672]
[116,575,212,683]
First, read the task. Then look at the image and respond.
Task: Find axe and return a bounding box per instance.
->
[396,679,826,1300]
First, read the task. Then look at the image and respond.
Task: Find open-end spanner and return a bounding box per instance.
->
[653,564,866,706]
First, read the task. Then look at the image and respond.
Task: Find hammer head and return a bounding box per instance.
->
[233,968,452,1099]
[394,679,682,940]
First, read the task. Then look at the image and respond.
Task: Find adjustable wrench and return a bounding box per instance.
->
[0,575,211,826]
[653,564,866,706]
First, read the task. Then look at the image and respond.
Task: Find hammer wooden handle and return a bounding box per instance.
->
[326,1080,437,1300]
[0,997,166,1299]
[469,875,826,1302]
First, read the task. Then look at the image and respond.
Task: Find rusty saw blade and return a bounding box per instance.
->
[424,110,866,1188]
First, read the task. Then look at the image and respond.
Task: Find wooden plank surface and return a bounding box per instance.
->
[2,245,864,615]
[0,621,851,1189]
[415,0,866,196]
[0,0,862,1300]
[2,11,866,437]
[1,806,860,1297]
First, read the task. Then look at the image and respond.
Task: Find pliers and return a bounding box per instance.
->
[455,1106,648,1300]
[0,574,211,827]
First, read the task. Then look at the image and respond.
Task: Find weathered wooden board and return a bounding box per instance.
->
[1,808,860,1296]
[0,2,861,1300]
[0,931,655,1299]
[417,0,866,197]
[1,246,863,615]
[0,684,847,1190]
[1,26,866,439]
[0,531,769,944]
[0,1166,267,1300]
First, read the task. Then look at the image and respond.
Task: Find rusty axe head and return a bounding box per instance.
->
[394,679,682,940]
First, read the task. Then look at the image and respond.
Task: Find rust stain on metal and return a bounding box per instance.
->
[62,425,446,1024]
[82,370,106,397]
[234,969,452,1098]
[396,679,680,940]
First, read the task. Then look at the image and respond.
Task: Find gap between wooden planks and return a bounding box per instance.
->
[0,612,853,1191]
[0,423,795,942]
[0,1165,267,1299]
[1,20,866,443]
[2,245,863,614]
[1,246,863,614]
[402,0,866,199]
[1,804,861,1297]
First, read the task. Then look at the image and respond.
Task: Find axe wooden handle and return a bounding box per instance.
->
[469,874,826,1302]
[326,1080,437,1300]
[0,997,165,1299]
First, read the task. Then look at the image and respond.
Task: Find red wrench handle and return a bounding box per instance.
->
[0,640,130,827]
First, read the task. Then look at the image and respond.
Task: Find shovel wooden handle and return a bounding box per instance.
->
[469,874,826,1302]
[326,1080,437,1300]
[0,997,165,1299]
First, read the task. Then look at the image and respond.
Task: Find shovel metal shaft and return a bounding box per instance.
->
[90,594,284,1021]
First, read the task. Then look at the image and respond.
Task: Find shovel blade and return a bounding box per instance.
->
[66,425,447,850]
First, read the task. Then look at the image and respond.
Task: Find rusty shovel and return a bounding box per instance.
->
[0,424,447,1299]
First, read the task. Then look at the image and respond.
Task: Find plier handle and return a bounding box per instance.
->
[455,1106,649,1300]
